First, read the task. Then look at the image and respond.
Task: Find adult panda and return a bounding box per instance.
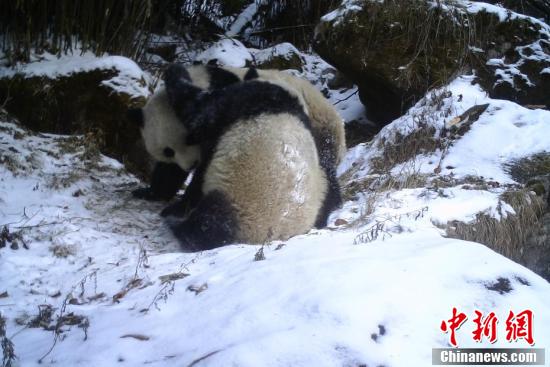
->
[131,63,345,203]
[129,64,341,250]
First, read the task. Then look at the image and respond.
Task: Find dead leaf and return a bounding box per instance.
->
[112,289,128,303]
[334,218,348,226]
[120,334,150,341]
[159,272,190,284]
[187,283,208,295]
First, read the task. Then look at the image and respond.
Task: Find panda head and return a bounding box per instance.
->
[127,88,200,171]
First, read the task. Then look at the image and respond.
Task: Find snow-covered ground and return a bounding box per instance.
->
[0,28,549,364]
[1,65,550,365]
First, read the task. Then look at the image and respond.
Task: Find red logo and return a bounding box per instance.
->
[505,310,534,345]
[472,310,498,343]
[440,308,535,347]
[440,307,468,347]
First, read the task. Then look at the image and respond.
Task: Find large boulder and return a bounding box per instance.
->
[314,0,550,125]
[0,55,151,177]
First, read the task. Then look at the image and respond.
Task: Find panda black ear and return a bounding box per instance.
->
[127,108,144,128]
[164,64,202,108]
[244,67,259,81]
[164,63,191,88]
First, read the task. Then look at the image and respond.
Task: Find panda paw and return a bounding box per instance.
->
[132,187,164,201]
[160,200,189,218]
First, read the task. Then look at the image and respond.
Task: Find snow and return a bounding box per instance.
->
[195,38,253,67]
[462,1,550,36]
[293,52,368,125]
[320,0,364,25]
[437,78,550,182]
[0,52,150,99]
[352,75,550,184]
[226,2,260,37]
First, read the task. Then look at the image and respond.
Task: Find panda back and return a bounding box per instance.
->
[202,112,327,243]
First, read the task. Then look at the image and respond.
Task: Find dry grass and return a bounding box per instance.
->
[49,244,76,258]
[342,172,428,202]
[445,189,545,261]
[354,207,428,244]
[370,126,441,174]
[1,314,16,367]
[368,89,453,175]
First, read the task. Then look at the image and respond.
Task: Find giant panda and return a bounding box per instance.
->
[131,63,345,203]
[129,64,341,250]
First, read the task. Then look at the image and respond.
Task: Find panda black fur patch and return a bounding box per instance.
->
[160,163,205,218]
[206,66,241,90]
[243,67,259,80]
[163,147,175,158]
[314,130,342,227]
[170,190,239,251]
[132,162,189,201]
[182,80,311,147]
[127,108,144,128]
[164,63,191,85]
[315,162,341,228]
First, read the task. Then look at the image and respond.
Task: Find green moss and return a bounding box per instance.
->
[527,180,546,197]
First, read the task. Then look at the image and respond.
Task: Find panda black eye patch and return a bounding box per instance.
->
[163,147,175,158]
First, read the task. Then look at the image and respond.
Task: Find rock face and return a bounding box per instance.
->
[509,153,550,280]
[0,56,151,177]
[314,0,550,125]
[482,0,550,22]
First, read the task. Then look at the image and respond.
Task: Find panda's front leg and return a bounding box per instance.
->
[160,165,205,217]
[133,162,188,201]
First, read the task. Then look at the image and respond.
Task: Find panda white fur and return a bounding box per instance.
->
[130,64,341,250]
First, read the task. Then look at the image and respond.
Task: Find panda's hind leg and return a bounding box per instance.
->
[315,162,342,228]
[169,190,239,251]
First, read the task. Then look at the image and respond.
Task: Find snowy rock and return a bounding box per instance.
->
[0,53,152,177]
[314,0,550,125]
[251,42,305,71]
[195,38,253,67]
[480,0,550,22]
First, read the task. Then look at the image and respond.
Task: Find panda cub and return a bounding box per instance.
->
[131,64,345,203]
[130,64,341,250]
